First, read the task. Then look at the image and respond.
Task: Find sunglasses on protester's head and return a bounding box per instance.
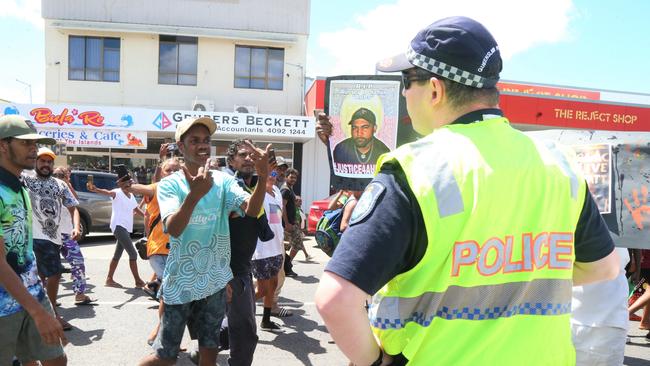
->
[401,69,437,90]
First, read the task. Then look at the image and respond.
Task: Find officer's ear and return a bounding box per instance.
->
[429,76,445,107]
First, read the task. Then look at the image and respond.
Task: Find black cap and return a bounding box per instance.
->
[348,108,376,126]
[376,16,502,88]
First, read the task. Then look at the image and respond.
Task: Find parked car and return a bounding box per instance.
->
[307,193,337,235]
[69,170,144,241]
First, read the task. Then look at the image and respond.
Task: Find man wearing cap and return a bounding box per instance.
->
[0,115,67,365]
[273,156,289,189]
[332,107,390,165]
[315,16,620,366]
[139,117,269,366]
[22,147,82,332]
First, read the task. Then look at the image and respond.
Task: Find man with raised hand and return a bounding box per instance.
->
[139,117,269,366]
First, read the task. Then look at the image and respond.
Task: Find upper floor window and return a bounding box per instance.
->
[69,36,120,82]
[159,35,198,86]
[234,46,284,90]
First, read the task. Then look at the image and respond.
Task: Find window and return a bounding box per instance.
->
[69,36,120,82]
[159,35,198,85]
[234,46,284,90]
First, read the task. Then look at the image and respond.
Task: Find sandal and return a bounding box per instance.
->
[57,317,73,331]
[74,296,97,306]
[271,307,293,317]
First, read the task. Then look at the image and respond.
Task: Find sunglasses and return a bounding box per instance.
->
[270,171,278,178]
[401,70,436,90]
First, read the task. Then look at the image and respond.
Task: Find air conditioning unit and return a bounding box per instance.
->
[233,105,258,114]
[192,99,215,112]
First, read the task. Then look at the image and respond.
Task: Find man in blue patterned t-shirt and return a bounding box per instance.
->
[0,115,67,366]
[139,117,270,366]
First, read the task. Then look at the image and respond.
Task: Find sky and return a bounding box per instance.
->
[1,0,649,104]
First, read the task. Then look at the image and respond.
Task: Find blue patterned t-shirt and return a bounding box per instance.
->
[0,173,45,317]
[157,169,249,305]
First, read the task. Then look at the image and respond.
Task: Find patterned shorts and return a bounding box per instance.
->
[251,254,283,280]
[285,226,304,251]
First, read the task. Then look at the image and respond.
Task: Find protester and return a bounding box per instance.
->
[23,148,82,331]
[0,115,67,365]
[572,247,629,364]
[252,169,285,331]
[295,196,307,233]
[88,174,146,288]
[52,167,95,306]
[274,156,289,189]
[629,249,650,340]
[325,190,361,233]
[125,157,180,344]
[315,16,619,366]
[212,138,275,366]
[282,168,312,263]
[138,117,269,366]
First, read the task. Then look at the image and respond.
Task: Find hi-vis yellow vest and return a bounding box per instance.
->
[370,117,586,366]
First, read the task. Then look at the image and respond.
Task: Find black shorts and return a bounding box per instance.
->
[33,239,62,277]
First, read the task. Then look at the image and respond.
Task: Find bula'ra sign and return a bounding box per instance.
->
[1,103,315,142]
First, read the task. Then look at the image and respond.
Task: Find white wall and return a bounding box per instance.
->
[45,25,307,114]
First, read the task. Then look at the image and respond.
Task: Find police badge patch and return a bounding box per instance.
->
[349,182,386,226]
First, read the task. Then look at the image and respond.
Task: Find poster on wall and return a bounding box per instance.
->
[572,144,612,213]
[326,79,400,178]
[603,144,650,249]
[324,75,421,191]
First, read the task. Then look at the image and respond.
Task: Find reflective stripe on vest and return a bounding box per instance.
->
[370,278,572,330]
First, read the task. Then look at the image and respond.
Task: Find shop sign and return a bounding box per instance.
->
[1,103,315,141]
[501,94,650,132]
[38,128,147,149]
[498,81,601,100]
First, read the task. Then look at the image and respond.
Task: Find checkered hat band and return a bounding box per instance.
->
[406,46,487,88]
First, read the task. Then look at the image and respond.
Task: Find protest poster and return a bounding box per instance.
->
[324,75,419,191]
[572,144,612,213]
[327,79,400,178]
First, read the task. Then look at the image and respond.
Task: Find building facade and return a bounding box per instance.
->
[36,0,331,208]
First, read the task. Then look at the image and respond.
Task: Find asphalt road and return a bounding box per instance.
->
[55,234,649,365]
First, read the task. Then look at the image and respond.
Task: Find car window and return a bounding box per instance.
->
[72,173,117,192]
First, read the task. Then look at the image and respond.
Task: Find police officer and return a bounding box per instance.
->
[315,16,620,366]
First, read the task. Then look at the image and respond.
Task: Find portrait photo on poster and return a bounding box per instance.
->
[326,78,400,178]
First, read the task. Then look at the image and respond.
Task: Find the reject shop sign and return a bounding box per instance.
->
[500,94,650,132]
[1,103,315,141]
[38,128,148,149]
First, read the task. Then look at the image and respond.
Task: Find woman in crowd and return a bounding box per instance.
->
[125,157,180,344]
[252,170,285,331]
[88,175,146,288]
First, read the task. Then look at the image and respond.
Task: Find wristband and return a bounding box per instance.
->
[370,349,383,366]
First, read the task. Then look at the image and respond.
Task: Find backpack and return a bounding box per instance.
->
[314,207,345,257]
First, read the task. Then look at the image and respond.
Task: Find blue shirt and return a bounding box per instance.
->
[0,167,45,317]
[157,169,249,305]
